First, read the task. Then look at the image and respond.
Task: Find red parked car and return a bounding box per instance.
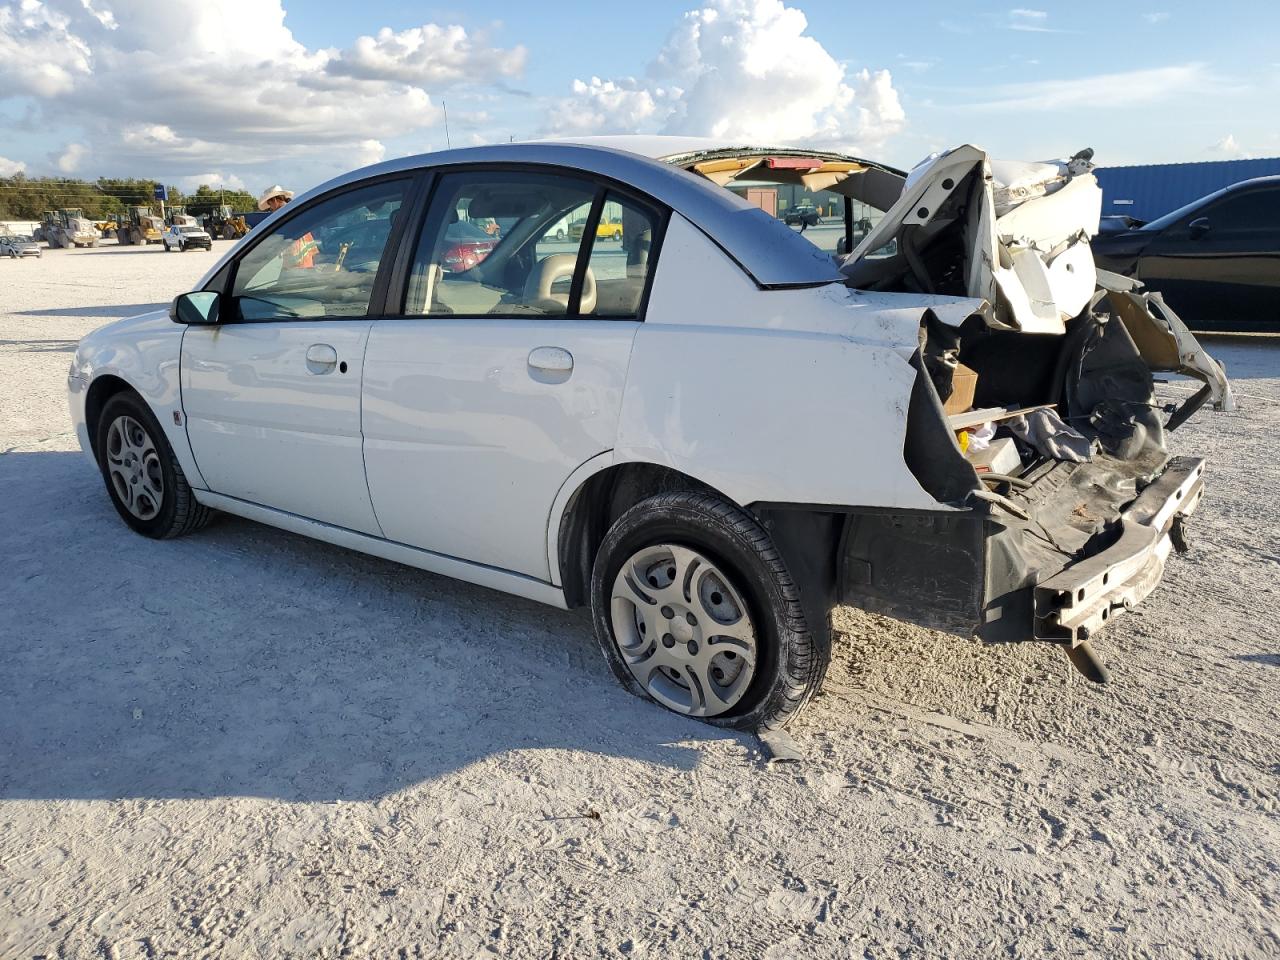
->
[440,219,498,273]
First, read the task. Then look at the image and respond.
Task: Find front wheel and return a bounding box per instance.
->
[96,393,213,539]
[591,491,827,730]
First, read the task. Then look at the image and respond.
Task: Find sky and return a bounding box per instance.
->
[1,0,1277,196]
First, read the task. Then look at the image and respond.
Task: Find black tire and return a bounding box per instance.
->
[590,491,828,730]
[95,392,213,539]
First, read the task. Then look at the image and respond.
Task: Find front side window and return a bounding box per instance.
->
[231,179,409,320]
[1197,188,1280,233]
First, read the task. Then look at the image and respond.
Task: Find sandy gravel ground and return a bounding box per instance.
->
[1,243,1277,959]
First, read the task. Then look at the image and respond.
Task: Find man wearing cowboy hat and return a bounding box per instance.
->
[258,184,318,268]
[258,184,294,212]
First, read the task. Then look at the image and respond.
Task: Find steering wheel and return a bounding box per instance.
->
[523,254,597,315]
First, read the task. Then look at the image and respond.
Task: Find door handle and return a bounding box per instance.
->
[306,343,339,374]
[528,346,573,374]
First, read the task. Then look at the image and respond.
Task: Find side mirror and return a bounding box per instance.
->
[170,291,221,325]
[1188,217,1210,240]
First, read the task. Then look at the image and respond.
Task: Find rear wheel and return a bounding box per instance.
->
[96,392,212,539]
[590,491,827,730]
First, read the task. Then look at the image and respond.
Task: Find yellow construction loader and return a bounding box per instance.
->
[116,205,164,245]
[202,204,249,240]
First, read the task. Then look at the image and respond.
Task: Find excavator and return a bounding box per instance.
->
[116,205,164,245]
[202,204,249,240]
[41,208,100,248]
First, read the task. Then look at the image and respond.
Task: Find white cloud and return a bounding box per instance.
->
[0,1,93,97]
[327,24,525,86]
[1142,12,1170,25]
[1007,8,1066,32]
[1210,134,1249,158]
[55,142,87,172]
[961,63,1220,112]
[79,0,117,29]
[176,171,248,192]
[543,77,662,136]
[0,0,524,186]
[542,0,905,151]
[351,139,387,167]
[0,154,26,176]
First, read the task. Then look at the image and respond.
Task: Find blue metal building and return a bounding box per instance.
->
[1094,157,1280,222]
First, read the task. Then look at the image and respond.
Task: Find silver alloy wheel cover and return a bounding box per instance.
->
[610,544,758,718]
[105,415,165,520]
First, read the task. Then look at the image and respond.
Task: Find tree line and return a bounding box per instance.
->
[0,176,259,220]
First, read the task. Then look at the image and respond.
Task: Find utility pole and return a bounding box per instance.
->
[442,99,452,149]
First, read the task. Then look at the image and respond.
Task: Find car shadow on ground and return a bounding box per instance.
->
[13,303,167,320]
[0,452,729,804]
[0,339,78,352]
[1192,336,1280,381]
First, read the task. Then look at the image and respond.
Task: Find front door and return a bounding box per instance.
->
[361,169,663,579]
[181,177,413,533]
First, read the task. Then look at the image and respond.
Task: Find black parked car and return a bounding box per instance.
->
[783,203,820,227]
[1091,176,1280,332]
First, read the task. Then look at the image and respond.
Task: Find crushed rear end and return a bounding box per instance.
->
[833,145,1232,679]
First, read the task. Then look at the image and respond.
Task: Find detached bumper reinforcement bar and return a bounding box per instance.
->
[1033,456,1205,673]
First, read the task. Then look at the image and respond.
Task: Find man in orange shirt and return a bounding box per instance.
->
[258,185,318,268]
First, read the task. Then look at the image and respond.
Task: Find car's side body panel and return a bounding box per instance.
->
[180,320,383,536]
[68,311,207,490]
[195,489,569,609]
[361,317,638,580]
[613,215,945,514]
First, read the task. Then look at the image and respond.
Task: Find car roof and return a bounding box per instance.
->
[289,140,845,288]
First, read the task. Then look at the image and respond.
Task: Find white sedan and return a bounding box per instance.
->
[67,138,1231,729]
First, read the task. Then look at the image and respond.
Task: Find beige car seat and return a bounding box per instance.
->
[523,254,597,315]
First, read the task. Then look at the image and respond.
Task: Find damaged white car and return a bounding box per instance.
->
[67,137,1232,730]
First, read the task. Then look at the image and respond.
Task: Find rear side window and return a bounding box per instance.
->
[231,179,409,320]
[581,192,660,318]
[405,171,597,318]
[403,170,662,320]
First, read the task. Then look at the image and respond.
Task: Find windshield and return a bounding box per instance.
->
[178,226,202,234]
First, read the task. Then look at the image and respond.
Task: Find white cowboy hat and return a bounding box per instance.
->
[257,185,294,210]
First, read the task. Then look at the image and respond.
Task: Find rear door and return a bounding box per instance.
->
[181,177,415,533]
[361,168,664,579]
[1137,185,1280,330]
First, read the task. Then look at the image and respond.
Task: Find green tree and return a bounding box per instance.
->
[184,183,259,216]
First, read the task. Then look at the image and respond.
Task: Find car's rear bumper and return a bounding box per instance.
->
[832,456,1206,657]
[1032,456,1203,645]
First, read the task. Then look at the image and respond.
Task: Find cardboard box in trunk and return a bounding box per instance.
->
[944,363,978,415]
